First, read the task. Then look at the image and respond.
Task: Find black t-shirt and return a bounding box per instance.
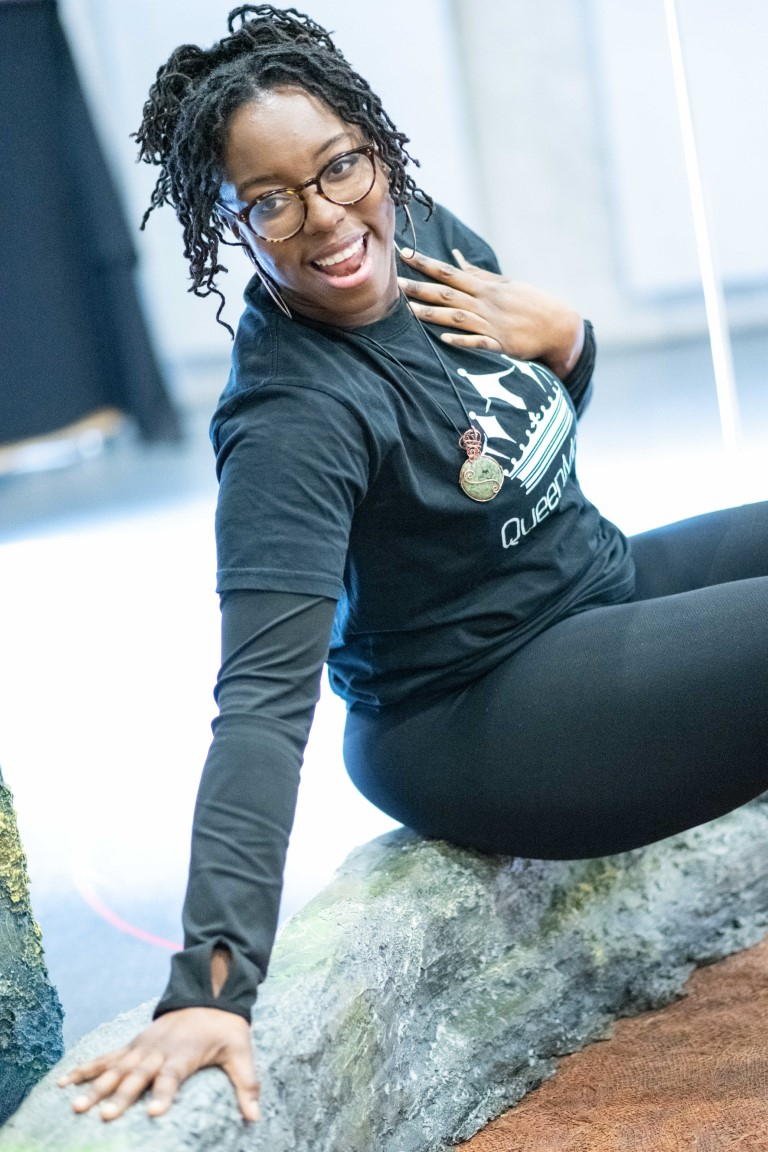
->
[212,202,634,709]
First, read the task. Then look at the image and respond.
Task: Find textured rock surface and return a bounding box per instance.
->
[2,794,768,1152]
[0,769,64,1124]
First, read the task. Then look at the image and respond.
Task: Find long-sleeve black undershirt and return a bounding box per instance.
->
[153,591,337,1022]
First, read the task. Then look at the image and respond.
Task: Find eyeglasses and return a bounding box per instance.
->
[220,145,377,243]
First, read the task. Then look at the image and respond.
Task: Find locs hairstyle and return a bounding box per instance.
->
[135,4,432,335]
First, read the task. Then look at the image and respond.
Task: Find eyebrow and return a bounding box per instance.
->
[235,131,354,199]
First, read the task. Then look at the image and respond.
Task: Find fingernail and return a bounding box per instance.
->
[101,1102,118,1118]
[73,1094,90,1110]
[246,1100,261,1121]
[440,334,453,342]
[57,1075,69,1087]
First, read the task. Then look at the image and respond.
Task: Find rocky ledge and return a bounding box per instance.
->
[0,769,64,1124]
[1,793,767,1151]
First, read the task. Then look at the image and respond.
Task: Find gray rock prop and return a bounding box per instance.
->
[0,768,64,1124]
[2,794,768,1152]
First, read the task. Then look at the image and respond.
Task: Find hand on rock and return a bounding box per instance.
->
[397,247,584,379]
[57,1007,260,1123]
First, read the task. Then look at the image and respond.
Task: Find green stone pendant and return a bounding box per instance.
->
[459,454,504,502]
[458,427,503,502]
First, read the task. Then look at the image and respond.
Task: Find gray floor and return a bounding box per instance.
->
[2,404,220,1044]
[2,329,766,1048]
[0,407,218,544]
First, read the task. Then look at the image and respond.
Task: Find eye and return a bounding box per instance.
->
[250,192,292,223]
[323,152,363,184]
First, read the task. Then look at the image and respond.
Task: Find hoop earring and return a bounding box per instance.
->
[244,246,293,320]
[394,202,418,260]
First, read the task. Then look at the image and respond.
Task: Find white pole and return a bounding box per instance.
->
[663,0,741,454]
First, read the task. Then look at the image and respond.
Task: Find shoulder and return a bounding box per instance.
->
[211,286,362,449]
[396,200,502,274]
[229,283,335,399]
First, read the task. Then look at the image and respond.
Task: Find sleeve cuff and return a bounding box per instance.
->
[562,319,596,417]
[152,939,263,1025]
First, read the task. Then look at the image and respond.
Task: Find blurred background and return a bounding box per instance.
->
[0,0,766,1046]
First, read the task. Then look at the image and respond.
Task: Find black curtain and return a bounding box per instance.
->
[0,0,181,445]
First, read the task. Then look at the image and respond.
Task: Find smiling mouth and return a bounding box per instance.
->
[311,234,368,278]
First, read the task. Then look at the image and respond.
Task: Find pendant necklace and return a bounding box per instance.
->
[455,426,504,502]
[350,299,504,503]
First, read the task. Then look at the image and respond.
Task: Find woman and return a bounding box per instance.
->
[59,4,768,1124]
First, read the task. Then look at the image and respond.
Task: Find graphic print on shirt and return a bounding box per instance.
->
[454,353,575,547]
[457,355,573,492]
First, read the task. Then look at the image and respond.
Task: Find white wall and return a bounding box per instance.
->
[453,0,768,345]
[59,0,478,373]
[593,0,768,296]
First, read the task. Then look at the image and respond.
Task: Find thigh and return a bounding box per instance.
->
[344,576,768,860]
[630,500,768,600]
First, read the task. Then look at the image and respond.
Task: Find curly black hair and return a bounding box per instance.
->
[135,4,432,335]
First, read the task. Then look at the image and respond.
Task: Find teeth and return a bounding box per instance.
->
[314,236,364,268]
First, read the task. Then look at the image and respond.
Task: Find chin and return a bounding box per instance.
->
[288,255,396,326]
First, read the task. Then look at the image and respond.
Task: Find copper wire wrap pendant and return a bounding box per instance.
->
[458,428,504,502]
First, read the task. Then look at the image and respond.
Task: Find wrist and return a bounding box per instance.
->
[545,310,584,379]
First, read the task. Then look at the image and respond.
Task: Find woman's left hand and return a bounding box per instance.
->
[397,248,584,380]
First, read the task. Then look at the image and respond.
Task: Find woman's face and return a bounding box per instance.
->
[219,87,399,328]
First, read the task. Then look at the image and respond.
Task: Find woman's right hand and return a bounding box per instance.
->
[57,1007,260,1123]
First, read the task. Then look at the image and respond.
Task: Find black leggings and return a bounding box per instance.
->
[344,502,768,859]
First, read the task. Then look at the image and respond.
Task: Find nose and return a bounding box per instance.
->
[301,186,346,234]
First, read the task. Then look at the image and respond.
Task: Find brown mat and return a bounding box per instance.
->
[457,934,768,1151]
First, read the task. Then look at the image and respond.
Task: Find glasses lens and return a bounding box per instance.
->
[248,191,305,242]
[318,150,376,206]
